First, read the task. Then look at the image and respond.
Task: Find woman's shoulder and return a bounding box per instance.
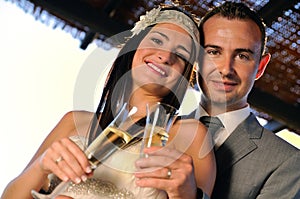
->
[169,117,207,150]
[173,118,206,140]
[61,110,94,123]
[174,117,206,130]
[49,110,95,139]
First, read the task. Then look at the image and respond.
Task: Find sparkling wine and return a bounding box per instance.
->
[85,126,132,168]
[144,126,169,147]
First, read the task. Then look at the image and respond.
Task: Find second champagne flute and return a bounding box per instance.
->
[141,102,179,157]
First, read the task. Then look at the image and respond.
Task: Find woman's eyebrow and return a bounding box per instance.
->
[151,30,169,40]
[151,31,191,54]
[177,45,191,55]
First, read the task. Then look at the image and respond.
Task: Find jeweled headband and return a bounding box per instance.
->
[131,6,200,45]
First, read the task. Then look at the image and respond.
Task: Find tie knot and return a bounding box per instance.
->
[200,116,224,132]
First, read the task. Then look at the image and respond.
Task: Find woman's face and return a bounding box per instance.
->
[131,23,193,96]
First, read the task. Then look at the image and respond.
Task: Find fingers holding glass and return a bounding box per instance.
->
[135,146,196,197]
[39,137,91,184]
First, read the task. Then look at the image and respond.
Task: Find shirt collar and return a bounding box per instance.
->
[195,105,251,134]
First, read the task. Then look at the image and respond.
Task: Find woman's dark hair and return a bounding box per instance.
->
[87,7,199,142]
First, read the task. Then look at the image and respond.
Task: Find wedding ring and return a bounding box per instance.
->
[55,156,63,164]
[167,169,172,179]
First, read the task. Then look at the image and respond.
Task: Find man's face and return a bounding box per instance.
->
[198,15,267,111]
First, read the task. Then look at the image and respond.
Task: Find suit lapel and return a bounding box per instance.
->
[181,109,197,119]
[215,113,263,175]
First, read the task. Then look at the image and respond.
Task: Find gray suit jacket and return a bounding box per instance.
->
[211,113,300,199]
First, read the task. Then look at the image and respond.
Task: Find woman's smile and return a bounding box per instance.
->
[146,61,167,77]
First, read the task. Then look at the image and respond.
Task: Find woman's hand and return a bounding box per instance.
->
[135,146,197,199]
[39,137,92,184]
[54,196,73,199]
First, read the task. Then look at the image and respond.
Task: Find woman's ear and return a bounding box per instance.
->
[255,53,271,80]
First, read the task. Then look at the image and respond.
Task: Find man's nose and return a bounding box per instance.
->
[217,55,234,76]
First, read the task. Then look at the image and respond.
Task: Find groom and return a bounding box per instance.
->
[193,2,300,198]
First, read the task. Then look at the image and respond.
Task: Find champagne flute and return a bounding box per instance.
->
[31,103,139,199]
[141,102,178,157]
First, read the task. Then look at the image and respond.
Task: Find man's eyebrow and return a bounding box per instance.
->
[235,48,254,54]
[204,44,222,50]
[204,45,254,54]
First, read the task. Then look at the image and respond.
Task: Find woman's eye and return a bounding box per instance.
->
[175,52,188,62]
[151,38,163,45]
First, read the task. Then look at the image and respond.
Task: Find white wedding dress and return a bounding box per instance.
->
[33,136,167,199]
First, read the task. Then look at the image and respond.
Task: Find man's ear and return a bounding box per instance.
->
[255,53,271,80]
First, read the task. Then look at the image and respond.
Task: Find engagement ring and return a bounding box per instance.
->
[55,156,63,164]
[167,169,172,179]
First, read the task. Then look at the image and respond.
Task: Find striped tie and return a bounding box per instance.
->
[200,116,224,137]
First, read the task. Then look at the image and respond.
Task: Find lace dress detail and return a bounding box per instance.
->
[65,178,135,199]
[48,135,167,199]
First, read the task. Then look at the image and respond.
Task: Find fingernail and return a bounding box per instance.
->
[75,177,81,184]
[86,166,92,173]
[135,178,142,186]
[62,176,69,182]
[81,175,87,182]
[135,158,146,167]
[135,159,141,165]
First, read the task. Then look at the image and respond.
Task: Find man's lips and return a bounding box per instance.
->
[211,80,238,92]
[146,62,167,77]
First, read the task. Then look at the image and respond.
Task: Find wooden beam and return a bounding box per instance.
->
[29,0,131,36]
[249,87,300,133]
[258,0,298,26]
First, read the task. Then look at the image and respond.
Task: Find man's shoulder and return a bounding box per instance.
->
[261,127,299,154]
[240,113,299,155]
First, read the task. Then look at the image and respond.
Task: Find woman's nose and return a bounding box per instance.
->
[158,49,175,65]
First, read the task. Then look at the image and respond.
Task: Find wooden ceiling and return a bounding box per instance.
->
[7,0,300,133]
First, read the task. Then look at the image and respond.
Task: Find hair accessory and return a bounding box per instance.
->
[131,6,200,44]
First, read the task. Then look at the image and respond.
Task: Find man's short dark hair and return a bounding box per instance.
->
[199,2,267,55]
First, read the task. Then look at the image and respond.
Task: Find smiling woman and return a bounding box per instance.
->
[131,23,193,100]
[0,1,119,195]
[0,3,218,199]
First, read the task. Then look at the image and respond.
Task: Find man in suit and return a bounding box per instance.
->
[193,2,300,198]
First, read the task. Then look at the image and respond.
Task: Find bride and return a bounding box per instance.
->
[1,4,216,199]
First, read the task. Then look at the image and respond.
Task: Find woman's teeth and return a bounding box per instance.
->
[148,63,166,76]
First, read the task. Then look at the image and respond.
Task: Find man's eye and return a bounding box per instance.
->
[237,53,249,60]
[206,49,219,55]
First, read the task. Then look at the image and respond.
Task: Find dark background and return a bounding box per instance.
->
[7,0,300,134]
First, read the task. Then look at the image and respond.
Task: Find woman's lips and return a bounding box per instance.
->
[147,62,167,77]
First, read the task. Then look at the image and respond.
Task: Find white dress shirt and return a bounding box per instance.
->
[195,105,251,149]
